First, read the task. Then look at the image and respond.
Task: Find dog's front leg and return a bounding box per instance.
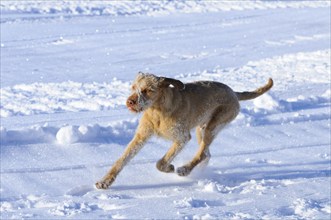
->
[156,133,191,173]
[95,126,152,189]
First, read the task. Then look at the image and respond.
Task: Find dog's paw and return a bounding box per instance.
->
[95,177,115,190]
[156,160,175,173]
[176,166,191,176]
[164,164,175,173]
[95,181,109,189]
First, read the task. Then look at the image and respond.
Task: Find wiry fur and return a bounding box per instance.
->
[95,73,273,189]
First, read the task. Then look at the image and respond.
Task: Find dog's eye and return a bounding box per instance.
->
[142,89,154,95]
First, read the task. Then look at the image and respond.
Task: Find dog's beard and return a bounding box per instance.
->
[138,98,152,112]
[127,96,152,113]
[127,106,141,113]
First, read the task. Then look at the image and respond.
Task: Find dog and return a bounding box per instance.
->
[95,72,273,189]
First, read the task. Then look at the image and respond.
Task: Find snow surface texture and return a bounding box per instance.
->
[1,1,331,219]
[1,0,330,16]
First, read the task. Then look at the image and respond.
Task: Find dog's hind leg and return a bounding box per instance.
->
[176,126,216,176]
[196,126,203,145]
[177,105,237,176]
[195,126,211,167]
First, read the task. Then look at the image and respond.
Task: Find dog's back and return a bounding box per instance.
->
[153,81,239,131]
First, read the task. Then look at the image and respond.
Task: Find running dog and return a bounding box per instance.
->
[96,73,273,189]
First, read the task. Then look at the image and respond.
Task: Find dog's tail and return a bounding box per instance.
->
[235,78,273,101]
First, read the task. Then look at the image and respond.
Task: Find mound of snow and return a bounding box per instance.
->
[253,93,279,112]
[0,119,138,145]
[56,126,80,145]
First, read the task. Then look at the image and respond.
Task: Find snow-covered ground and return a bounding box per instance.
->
[1,1,330,219]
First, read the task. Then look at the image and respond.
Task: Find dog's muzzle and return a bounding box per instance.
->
[126,94,143,113]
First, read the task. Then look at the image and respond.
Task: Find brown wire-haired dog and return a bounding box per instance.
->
[96,72,273,189]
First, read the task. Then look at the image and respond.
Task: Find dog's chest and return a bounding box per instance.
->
[147,111,183,140]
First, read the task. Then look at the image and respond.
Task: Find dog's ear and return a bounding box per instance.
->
[159,77,185,91]
[137,71,145,76]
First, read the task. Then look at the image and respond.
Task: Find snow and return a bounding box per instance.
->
[1,1,330,219]
[1,1,330,16]
[1,80,130,117]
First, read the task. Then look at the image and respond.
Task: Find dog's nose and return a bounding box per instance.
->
[127,98,136,106]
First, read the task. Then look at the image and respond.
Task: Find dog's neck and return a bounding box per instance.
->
[148,87,182,117]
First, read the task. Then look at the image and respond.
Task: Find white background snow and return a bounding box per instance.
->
[1,1,330,219]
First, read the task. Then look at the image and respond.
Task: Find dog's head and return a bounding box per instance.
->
[126,72,185,113]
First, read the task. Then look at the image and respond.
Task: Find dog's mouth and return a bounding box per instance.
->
[127,106,143,113]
